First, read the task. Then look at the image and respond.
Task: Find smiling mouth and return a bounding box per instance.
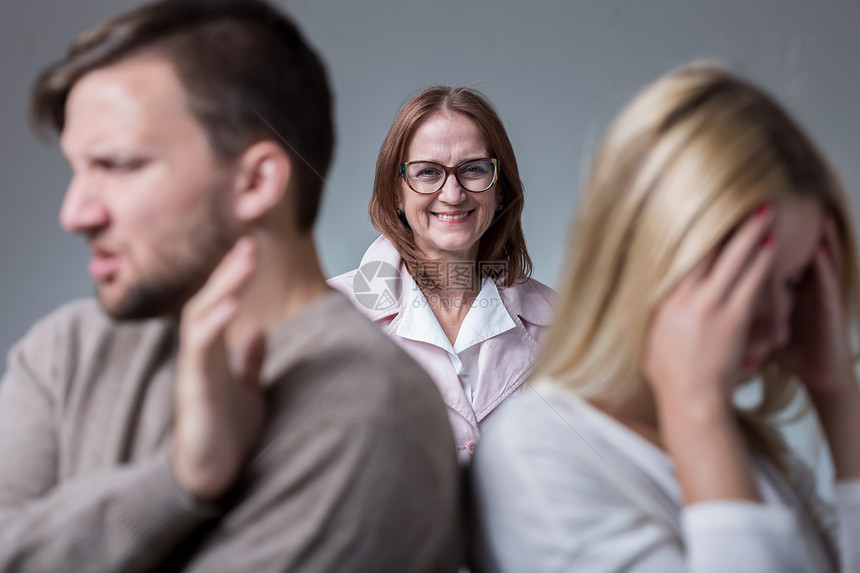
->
[432,210,474,222]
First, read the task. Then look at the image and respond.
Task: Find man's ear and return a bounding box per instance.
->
[232,141,292,223]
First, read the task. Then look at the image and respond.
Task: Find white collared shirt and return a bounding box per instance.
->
[395,275,516,404]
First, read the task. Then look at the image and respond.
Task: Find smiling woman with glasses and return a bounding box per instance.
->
[330,86,554,469]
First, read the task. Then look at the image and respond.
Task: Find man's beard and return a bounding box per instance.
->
[99,202,236,321]
[103,264,218,321]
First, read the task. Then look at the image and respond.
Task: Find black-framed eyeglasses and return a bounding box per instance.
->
[399,158,500,194]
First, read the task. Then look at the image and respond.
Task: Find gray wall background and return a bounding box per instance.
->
[2,0,858,486]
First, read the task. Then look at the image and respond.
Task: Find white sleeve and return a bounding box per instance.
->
[834,480,860,572]
[472,391,839,573]
[781,454,860,572]
[682,501,822,573]
[471,395,683,573]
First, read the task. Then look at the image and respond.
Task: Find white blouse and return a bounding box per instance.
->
[472,379,860,572]
[396,275,516,404]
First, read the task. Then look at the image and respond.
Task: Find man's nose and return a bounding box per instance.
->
[59,174,109,235]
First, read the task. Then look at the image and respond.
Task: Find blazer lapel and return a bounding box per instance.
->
[471,279,555,422]
[386,312,480,431]
[471,321,539,422]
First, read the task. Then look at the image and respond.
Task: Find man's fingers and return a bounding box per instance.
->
[175,300,236,409]
[185,238,257,318]
[705,206,773,304]
[238,328,267,389]
[183,299,237,355]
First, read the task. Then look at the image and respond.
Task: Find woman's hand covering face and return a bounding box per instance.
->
[643,207,776,406]
[776,216,856,395]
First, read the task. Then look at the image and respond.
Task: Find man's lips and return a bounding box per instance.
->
[88,251,121,281]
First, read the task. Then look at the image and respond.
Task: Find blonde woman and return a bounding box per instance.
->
[472,63,860,572]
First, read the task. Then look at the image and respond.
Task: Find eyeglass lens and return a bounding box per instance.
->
[405,159,496,194]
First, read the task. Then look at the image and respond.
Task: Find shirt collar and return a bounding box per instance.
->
[396,274,453,352]
[354,236,408,321]
[454,278,516,353]
[496,277,555,327]
[357,234,554,329]
[396,274,516,355]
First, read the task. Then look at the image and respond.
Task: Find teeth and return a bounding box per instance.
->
[435,212,469,221]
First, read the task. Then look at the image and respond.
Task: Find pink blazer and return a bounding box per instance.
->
[329,236,555,465]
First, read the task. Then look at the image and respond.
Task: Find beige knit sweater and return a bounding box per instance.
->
[0,291,459,572]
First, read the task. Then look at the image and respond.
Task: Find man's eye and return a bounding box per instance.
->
[94,158,146,172]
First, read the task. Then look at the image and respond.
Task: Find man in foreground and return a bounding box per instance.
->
[0,1,458,571]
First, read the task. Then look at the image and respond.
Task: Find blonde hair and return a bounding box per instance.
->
[539,62,860,466]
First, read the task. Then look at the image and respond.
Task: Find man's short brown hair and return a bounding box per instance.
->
[31,0,334,232]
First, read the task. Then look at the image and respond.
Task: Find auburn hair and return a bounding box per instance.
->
[369,86,532,287]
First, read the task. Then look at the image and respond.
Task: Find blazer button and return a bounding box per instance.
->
[466,440,477,455]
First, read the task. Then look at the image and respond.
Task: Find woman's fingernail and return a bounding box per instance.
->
[761,233,773,248]
[754,204,770,218]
